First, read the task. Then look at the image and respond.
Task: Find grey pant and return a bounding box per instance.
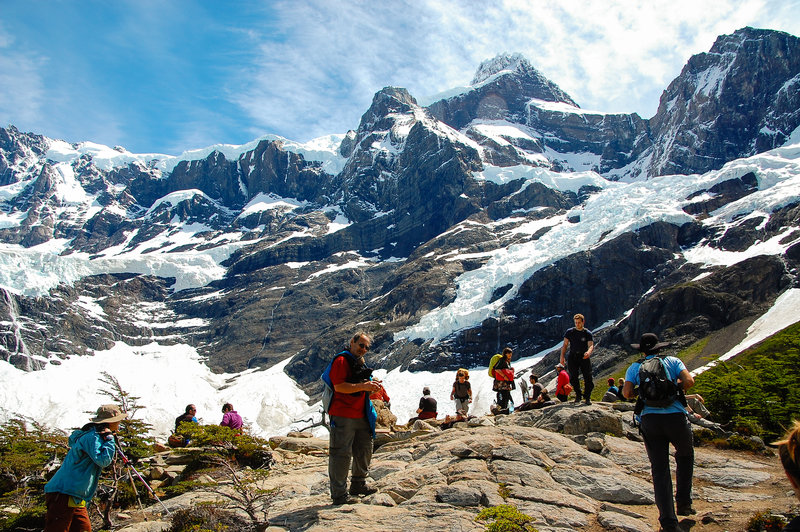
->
[454,397,470,415]
[328,415,373,499]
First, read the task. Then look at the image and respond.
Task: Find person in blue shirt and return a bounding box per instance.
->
[623,333,695,532]
[44,404,127,532]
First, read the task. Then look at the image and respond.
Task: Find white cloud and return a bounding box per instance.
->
[0,23,46,128]
[233,0,800,141]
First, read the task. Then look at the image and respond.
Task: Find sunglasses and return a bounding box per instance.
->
[358,342,370,350]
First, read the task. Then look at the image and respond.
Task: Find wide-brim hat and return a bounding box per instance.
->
[555,362,564,369]
[631,333,670,354]
[90,404,127,424]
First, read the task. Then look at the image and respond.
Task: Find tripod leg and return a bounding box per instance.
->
[127,467,145,514]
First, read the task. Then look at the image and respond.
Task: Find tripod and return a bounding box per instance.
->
[114,438,171,516]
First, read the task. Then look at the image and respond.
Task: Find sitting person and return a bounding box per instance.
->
[555,363,572,402]
[517,389,554,411]
[370,381,391,409]
[170,404,198,447]
[602,377,619,402]
[776,421,800,531]
[220,403,243,432]
[528,374,543,402]
[414,387,437,421]
[615,377,626,401]
[685,393,711,419]
[439,410,470,430]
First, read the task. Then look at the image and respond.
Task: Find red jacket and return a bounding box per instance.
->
[556,370,571,395]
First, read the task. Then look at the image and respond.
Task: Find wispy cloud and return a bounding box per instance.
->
[232,0,800,141]
[0,23,47,129]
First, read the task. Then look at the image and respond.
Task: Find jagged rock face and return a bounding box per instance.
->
[648,27,800,176]
[0,275,175,370]
[0,126,47,187]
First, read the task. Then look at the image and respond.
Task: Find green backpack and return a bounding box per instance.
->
[488,353,503,377]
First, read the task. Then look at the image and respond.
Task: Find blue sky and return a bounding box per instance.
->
[1,0,799,155]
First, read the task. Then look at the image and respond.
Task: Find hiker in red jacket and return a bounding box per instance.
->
[555,362,571,402]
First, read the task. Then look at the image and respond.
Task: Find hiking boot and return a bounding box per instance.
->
[332,495,357,505]
[676,502,696,516]
[584,398,592,405]
[349,483,377,496]
[574,396,582,403]
[658,524,686,532]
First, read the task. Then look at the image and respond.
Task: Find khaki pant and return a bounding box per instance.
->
[328,415,373,500]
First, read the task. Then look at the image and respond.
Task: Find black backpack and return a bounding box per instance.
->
[634,355,684,415]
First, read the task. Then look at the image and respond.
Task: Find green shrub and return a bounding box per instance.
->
[475,505,538,532]
[167,505,241,532]
[693,322,800,442]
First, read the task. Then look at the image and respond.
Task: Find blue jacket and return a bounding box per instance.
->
[44,427,116,501]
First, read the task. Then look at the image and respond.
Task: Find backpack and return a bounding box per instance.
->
[636,355,681,410]
[321,351,350,412]
[488,354,503,377]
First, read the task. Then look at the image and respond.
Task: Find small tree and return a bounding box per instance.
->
[93,372,158,529]
[475,505,538,532]
[0,418,67,531]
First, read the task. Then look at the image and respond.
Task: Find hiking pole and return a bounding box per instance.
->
[114,437,172,516]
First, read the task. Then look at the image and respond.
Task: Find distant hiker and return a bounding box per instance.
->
[602,377,619,402]
[327,332,381,505]
[684,394,710,420]
[528,374,543,402]
[517,388,554,411]
[560,313,594,405]
[450,369,472,415]
[44,404,127,532]
[175,404,198,433]
[220,403,243,432]
[416,387,438,420]
[554,362,572,402]
[492,347,515,412]
[776,421,800,530]
[370,381,391,408]
[623,333,695,532]
[170,404,198,447]
[616,377,626,401]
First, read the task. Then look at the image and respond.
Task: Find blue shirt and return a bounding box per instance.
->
[625,355,687,416]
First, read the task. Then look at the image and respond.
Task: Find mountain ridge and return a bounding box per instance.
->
[0,27,798,418]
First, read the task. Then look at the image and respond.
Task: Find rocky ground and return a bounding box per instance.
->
[116,402,798,532]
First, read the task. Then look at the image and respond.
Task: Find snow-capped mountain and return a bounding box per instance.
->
[1,27,799,437]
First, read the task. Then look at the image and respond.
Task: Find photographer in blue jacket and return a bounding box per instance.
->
[44,404,127,532]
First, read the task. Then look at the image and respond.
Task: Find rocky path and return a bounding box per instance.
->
[119,403,798,532]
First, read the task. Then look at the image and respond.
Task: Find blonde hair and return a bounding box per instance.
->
[574,314,585,321]
[457,368,469,380]
[776,421,800,485]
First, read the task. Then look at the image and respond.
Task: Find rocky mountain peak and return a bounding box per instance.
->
[470,52,530,85]
[355,86,418,133]
[647,26,800,177]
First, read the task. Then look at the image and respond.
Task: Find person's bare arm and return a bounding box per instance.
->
[584,340,594,359]
[333,381,380,394]
[622,380,636,399]
[678,369,694,391]
[559,339,568,365]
